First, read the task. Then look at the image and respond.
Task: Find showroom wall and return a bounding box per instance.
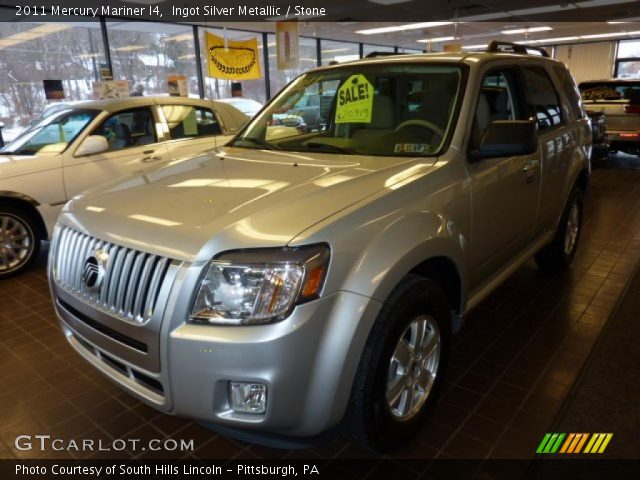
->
[555,41,617,83]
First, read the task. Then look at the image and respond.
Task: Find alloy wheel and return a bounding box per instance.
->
[0,214,33,274]
[386,314,441,421]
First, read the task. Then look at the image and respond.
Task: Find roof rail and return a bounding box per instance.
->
[486,40,550,58]
[364,51,407,58]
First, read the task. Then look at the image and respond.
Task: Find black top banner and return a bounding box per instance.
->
[1,0,640,22]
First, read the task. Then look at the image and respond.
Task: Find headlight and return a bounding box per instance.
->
[189,244,330,325]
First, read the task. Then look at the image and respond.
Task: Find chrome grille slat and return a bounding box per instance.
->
[53,225,171,324]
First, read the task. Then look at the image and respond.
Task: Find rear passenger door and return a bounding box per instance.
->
[466,67,542,285]
[63,106,169,197]
[521,66,575,239]
[159,104,231,160]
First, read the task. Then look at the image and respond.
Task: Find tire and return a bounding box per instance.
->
[0,206,41,279]
[344,275,451,452]
[534,188,583,273]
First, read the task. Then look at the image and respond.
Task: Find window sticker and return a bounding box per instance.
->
[335,74,374,124]
[394,143,431,153]
[183,108,198,136]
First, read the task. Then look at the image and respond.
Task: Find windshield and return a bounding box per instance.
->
[579,81,640,102]
[230,63,464,157]
[0,109,98,155]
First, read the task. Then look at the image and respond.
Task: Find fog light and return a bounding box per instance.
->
[230,382,267,414]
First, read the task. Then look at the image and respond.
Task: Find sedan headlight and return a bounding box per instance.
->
[189,244,330,325]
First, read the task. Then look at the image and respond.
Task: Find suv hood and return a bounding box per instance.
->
[62,147,436,261]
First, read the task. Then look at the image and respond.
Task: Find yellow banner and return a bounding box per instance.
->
[205,32,261,80]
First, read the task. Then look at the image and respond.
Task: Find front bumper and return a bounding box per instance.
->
[51,264,382,438]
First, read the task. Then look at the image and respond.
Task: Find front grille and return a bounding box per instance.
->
[54,225,170,324]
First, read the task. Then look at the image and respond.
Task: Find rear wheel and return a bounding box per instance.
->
[535,188,583,273]
[0,206,41,278]
[344,276,450,452]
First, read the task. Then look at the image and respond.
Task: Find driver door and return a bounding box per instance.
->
[63,106,169,197]
[466,67,542,287]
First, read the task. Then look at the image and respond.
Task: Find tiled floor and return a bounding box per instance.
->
[1,156,640,467]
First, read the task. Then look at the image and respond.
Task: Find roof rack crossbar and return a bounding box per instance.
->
[364,51,407,58]
[486,40,550,58]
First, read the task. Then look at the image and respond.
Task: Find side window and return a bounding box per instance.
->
[93,108,157,152]
[472,68,524,148]
[553,66,585,120]
[161,105,222,140]
[522,66,564,130]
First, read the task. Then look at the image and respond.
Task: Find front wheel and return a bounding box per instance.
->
[344,276,450,452]
[535,188,583,273]
[0,206,41,278]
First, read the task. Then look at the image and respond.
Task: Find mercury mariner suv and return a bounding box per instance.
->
[49,42,591,451]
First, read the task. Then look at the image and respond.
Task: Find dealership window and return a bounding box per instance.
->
[267,35,318,98]
[198,28,267,104]
[615,39,640,79]
[107,21,199,98]
[321,40,359,65]
[0,21,104,139]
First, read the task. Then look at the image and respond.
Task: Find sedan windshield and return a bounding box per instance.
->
[231,63,464,157]
[0,109,98,155]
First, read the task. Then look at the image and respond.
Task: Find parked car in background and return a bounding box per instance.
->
[579,79,640,157]
[586,110,608,160]
[218,97,263,117]
[48,42,590,451]
[0,96,248,277]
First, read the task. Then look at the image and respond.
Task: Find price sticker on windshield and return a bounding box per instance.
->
[335,74,374,124]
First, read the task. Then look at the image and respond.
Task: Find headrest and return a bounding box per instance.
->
[114,123,130,139]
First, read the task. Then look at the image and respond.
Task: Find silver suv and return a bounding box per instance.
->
[48,42,591,451]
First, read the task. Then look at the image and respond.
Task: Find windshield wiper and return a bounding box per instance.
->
[304,142,359,154]
[233,136,280,150]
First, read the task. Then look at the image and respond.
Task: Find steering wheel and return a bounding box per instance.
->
[394,119,445,139]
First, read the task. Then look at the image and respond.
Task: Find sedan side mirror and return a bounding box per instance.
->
[470,120,538,161]
[75,135,109,157]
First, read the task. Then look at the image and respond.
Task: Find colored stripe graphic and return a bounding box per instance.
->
[538,433,613,454]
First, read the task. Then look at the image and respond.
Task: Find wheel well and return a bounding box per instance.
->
[409,256,461,314]
[0,197,47,240]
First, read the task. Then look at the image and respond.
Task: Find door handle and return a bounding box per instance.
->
[522,159,539,172]
[142,155,161,162]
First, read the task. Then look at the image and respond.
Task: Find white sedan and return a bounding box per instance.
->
[0,96,248,277]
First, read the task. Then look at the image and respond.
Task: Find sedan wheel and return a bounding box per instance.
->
[0,211,38,277]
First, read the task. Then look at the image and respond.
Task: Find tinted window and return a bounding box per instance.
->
[522,67,563,130]
[553,66,585,119]
[161,105,222,139]
[93,108,157,152]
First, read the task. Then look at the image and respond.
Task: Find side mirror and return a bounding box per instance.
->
[75,135,109,157]
[470,120,538,161]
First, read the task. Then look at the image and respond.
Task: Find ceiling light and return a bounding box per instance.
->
[510,5,577,15]
[356,22,453,35]
[580,32,628,39]
[322,48,350,53]
[418,36,457,43]
[163,33,193,42]
[501,26,553,35]
[462,44,488,50]
[527,36,579,44]
[578,0,637,7]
